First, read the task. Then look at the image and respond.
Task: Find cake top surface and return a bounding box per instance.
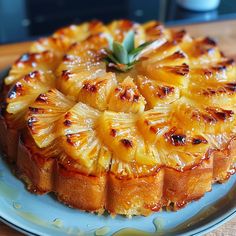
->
[3,20,236,178]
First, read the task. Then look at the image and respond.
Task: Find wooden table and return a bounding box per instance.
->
[0,19,236,235]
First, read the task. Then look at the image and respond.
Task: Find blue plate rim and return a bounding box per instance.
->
[1,203,236,236]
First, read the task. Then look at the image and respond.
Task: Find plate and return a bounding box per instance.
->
[0,68,236,236]
[0,157,236,236]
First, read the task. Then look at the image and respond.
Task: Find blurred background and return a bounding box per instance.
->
[0,0,236,44]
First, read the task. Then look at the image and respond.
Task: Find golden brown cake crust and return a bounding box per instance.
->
[106,171,164,216]
[55,164,106,212]
[17,134,55,194]
[163,157,213,210]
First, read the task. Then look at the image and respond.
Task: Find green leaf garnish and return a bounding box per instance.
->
[122,30,135,53]
[113,41,129,64]
[129,41,153,62]
[103,30,153,72]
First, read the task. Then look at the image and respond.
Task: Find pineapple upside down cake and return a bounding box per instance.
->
[0,20,236,216]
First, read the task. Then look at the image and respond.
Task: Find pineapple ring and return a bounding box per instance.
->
[5,71,55,129]
[27,89,75,148]
[4,51,58,86]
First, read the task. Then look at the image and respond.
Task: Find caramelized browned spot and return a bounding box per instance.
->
[224,58,235,66]
[110,129,117,137]
[120,139,133,148]
[203,69,213,77]
[156,86,175,99]
[201,113,217,124]
[164,127,186,146]
[202,88,216,96]
[206,107,234,121]
[166,63,189,76]
[8,82,23,99]
[28,107,38,112]
[196,37,217,55]
[145,22,164,37]
[82,83,97,93]
[64,120,72,126]
[170,134,186,146]
[192,137,208,145]
[201,85,236,96]
[66,134,76,147]
[63,54,74,62]
[61,70,71,81]
[203,60,234,76]
[24,71,40,82]
[36,93,48,103]
[225,83,236,92]
[173,51,186,59]
[28,116,37,130]
[65,112,71,119]
[202,37,217,46]
[29,107,46,114]
[173,30,187,43]
[116,87,140,102]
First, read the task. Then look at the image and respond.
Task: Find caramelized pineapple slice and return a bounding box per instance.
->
[22,130,62,160]
[142,21,171,41]
[53,23,90,42]
[137,75,180,108]
[57,63,106,101]
[108,20,145,46]
[172,102,236,148]
[139,42,189,87]
[97,111,160,166]
[158,127,210,170]
[27,89,75,148]
[137,106,171,143]
[57,102,111,174]
[187,82,236,110]
[184,37,222,66]
[141,41,184,63]
[171,29,193,45]
[60,132,111,175]
[78,72,117,111]
[174,101,234,130]
[5,71,55,128]
[5,51,58,86]
[30,36,70,60]
[97,111,136,162]
[56,35,109,100]
[56,35,108,78]
[53,20,108,43]
[64,34,108,63]
[189,59,236,85]
[108,77,146,113]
